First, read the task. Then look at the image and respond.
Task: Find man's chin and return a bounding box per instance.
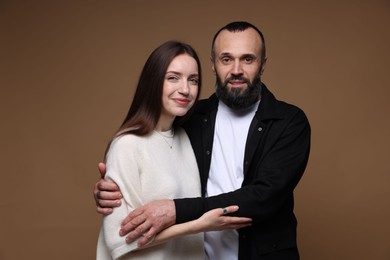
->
[227,83,248,91]
[226,86,248,96]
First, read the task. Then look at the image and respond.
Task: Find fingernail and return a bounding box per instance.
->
[116,200,121,205]
[119,229,124,236]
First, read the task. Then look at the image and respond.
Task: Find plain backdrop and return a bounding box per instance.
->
[1,0,389,259]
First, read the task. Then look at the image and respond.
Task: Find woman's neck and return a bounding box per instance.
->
[155,114,175,132]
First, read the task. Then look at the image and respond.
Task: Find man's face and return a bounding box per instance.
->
[212,28,266,109]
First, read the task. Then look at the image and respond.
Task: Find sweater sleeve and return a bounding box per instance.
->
[102,136,144,259]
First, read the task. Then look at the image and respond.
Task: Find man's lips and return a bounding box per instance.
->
[228,80,247,88]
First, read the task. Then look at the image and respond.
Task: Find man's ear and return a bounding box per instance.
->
[210,56,216,75]
[260,57,268,75]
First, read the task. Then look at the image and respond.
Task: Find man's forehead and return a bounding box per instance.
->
[214,28,262,55]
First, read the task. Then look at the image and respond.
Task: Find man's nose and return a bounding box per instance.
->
[231,60,243,76]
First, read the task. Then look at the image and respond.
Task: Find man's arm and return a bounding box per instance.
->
[95,171,251,248]
[175,108,311,223]
[94,162,122,214]
[118,199,176,245]
[97,109,310,245]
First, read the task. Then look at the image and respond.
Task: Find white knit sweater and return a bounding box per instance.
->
[96,128,204,260]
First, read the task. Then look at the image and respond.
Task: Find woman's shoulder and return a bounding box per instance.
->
[109,134,146,153]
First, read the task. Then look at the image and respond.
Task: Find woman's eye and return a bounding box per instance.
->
[167,76,178,81]
[189,78,199,85]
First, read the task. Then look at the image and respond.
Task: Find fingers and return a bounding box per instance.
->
[219,205,252,225]
[222,207,228,215]
[94,181,122,206]
[123,221,153,244]
[137,226,157,247]
[221,205,239,216]
[222,212,252,227]
[121,208,144,227]
[94,162,122,215]
[119,200,176,244]
[225,216,252,224]
[120,209,147,237]
[96,207,113,215]
[96,197,122,208]
[97,179,120,192]
[98,162,106,178]
[94,178,121,202]
[95,196,121,215]
[226,222,252,230]
[97,190,122,201]
[94,178,122,214]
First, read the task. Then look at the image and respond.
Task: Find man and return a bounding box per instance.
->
[94,21,311,259]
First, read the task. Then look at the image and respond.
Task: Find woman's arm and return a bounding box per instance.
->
[101,136,144,259]
[136,205,252,250]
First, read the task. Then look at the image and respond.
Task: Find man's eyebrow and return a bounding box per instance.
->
[219,52,232,57]
[242,54,257,58]
[219,52,257,58]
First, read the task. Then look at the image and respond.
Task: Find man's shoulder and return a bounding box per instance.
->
[193,94,218,113]
[261,84,307,121]
[182,94,218,133]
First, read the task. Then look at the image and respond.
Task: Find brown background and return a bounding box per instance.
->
[1,0,389,259]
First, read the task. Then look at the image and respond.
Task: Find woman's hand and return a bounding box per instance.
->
[135,205,252,250]
[193,205,252,232]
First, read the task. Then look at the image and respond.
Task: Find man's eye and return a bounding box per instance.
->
[244,57,254,63]
[222,57,231,63]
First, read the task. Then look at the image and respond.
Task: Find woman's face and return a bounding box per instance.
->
[161,54,199,119]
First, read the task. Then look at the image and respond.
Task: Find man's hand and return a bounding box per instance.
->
[120,199,176,247]
[94,162,122,215]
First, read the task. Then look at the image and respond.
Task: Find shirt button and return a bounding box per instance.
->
[206,150,211,155]
[203,118,208,123]
[244,161,249,165]
[258,127,263,132]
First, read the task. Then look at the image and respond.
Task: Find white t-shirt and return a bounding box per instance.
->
[205,100,259,260]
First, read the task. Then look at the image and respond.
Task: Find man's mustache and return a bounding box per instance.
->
[223,76,250,86]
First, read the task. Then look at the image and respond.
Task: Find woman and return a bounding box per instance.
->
[96,41,250,260]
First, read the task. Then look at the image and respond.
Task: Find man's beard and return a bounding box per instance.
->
[215,73,262,110]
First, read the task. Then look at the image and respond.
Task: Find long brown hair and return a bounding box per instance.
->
[104,41,202,158]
